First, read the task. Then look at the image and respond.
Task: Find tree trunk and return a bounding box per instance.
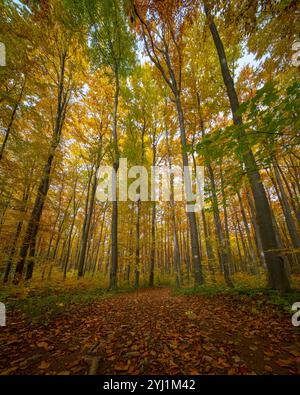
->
[205,7,290,291]
[109,73,120,289]
[220,163,234,274]
[78,164,99,278]
[207,164,233,287]
[0,78,26,162]
[13,48,70,284]
[277,162,300,227]
[174,94,204,285]
[13,149,56,284]
[165,122,182,287]
[246,190,266,270]
[149,130,157,287]
[237,191,257,274]
[134,199,141,288]
[3,168,32,283]
[149,201,156,287]
[273,164,300,266]
[201,209,216,281]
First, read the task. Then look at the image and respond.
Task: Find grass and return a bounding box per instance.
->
[1,272,299,323]
[173,282,300,313]
[1,278,135,323]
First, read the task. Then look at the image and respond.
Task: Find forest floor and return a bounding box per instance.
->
[0,287,300,375]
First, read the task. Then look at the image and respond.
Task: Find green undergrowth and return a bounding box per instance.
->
[174,283,300,313]
[1,283,135,323]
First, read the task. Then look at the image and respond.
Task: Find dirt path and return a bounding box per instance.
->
[0,288,299,375]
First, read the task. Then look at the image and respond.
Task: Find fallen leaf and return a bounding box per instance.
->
[38,361,50,370]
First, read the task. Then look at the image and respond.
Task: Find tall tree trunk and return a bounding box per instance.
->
[205,7,290,291]
[149,129,157,287]
[109,72,120,289]
[134,118,146,288]
[237,191,257,274]
[174,94,204,285]
[233,219,245,273]
[63,179,80,279]
[207,164,233,287]
[149,200,156,287]
[220,163,234,274]
[165,121,182,287]
[91,203,108,277]
[0,78,26,162]
[201,209,216,281]
[246,190,267,270]
[3,166,33,283]
[14,148,56,284]
[136,11,204,285]
[234,209,251,273]
[277,162,300,227]
[13,48,71,284]
[134,199,141,288]
[78,163,100,278]
[273,164,300,266]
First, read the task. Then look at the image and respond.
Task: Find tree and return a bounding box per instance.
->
[133,0,204,286]
[203,2,291,292]
[65,0,136,289]
[13,1,84,283]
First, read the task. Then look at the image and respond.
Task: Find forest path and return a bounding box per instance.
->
[0,287,299,375]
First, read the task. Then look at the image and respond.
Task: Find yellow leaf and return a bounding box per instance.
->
[39,361,50,370]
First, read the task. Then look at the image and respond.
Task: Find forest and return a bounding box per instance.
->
[0,0,299,376]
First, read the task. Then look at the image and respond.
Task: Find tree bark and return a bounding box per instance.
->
[237,191,257,274]
[13,48,71,284]
[0,78,26,162]
[78,163,100,278]
[175,94,204,285]
[109,72,120,289]
[273,164,300,266]
[205,6,290,291]
[207,164,233,287]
